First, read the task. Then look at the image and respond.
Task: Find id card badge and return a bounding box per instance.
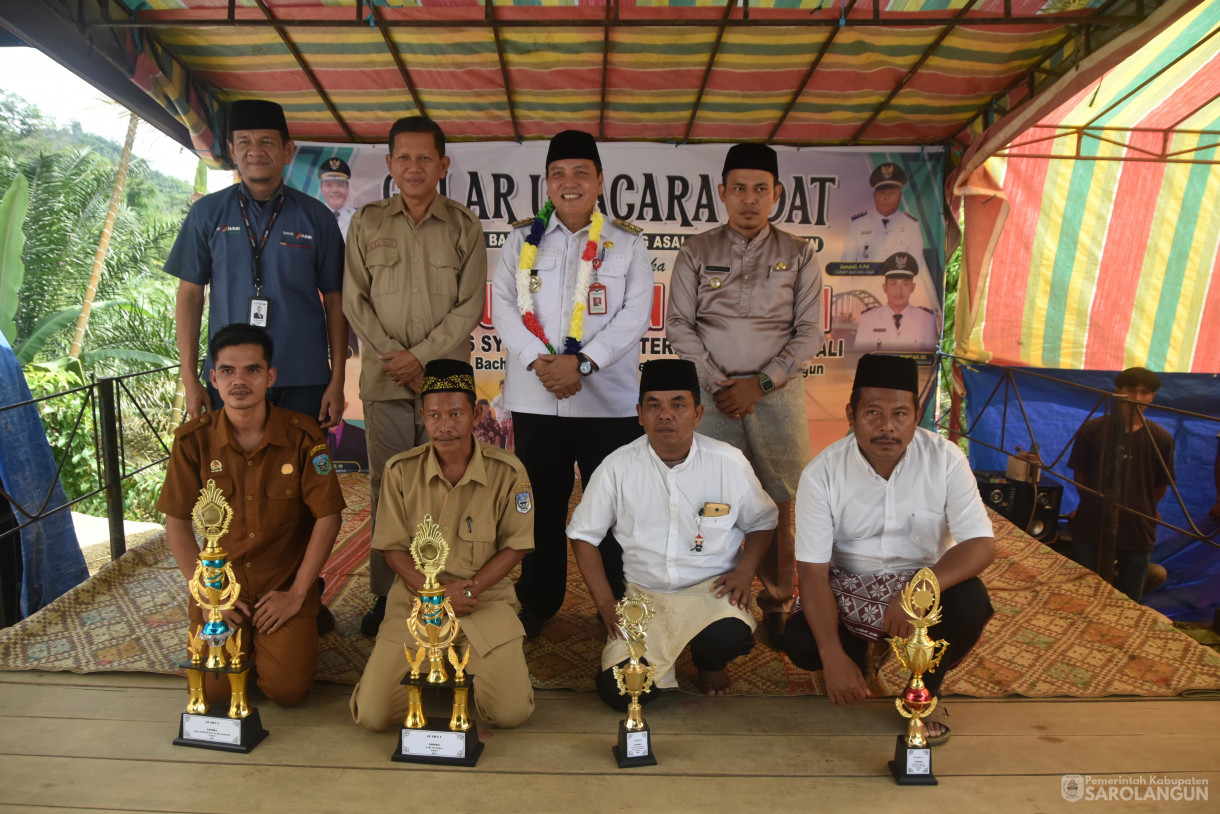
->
[588,282,608,315]
[248,297,270,327]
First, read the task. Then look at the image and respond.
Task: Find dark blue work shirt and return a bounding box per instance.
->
[163,183,344,387]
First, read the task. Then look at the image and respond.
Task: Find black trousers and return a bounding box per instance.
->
[780,576,993,697]
[594,618,756,712]
[511,412,643,622]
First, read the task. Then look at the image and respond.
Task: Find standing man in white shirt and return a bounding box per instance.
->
[568,359,778,702]
[783,353,994,744]
[490,130,653,640]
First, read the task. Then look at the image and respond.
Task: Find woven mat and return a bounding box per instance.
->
[3,472,1219,698]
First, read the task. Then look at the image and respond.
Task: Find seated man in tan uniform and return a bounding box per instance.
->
[351,360,535,729]
[159,323,346,707]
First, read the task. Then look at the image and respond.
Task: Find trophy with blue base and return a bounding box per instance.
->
[392,515,484,767]
[173,479,268,753]
[888,567,948,785]
[612,593,658,768]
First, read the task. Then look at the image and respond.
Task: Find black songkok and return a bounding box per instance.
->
[420,359,476,398]
[722,143,779,180]
[229,100,289,137]
[853,353,918,396]
[546,130,602,172]
[639,359,700,403]
[1114,367,1161,392]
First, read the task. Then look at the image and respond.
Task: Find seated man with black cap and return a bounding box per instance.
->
[568,358,779,703]
[491,129,653,641]
[350,360,535,730]
[782,353,995,744]
[667,142,823,644]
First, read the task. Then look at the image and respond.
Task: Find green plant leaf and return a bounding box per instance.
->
[0,173,30,344]
[15,305,81,364]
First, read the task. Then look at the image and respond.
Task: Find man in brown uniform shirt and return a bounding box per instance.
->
[343,116,487,634]
[667,143,823,642]
[350,360,535,730]
[159,324,346,707]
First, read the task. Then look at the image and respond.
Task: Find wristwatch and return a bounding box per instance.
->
[577,353,595,376]
[757,372,775,394]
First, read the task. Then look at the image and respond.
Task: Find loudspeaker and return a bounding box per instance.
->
[973,471,1062,543]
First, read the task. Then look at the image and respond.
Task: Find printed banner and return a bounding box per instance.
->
[287,143,945,466]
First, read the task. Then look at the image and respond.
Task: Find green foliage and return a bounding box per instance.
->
[0,90,186,522]
[0,173,28,344]
[938,242,968,453]
[23,365,103,516]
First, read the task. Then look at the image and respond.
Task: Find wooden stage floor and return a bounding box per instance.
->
[1,670,1216,813]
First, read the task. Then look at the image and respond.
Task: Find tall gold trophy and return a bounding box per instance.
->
[173,480,268,753]
[887,567,948,785]
[391,515,484,767]
[611,593,658,768]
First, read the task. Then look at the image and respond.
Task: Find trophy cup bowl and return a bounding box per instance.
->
[392,515,484,767]
[611,593,658,768]
[887,568,947,786]
[173,480,267,754]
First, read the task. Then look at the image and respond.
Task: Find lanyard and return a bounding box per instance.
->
[236,185,286,297]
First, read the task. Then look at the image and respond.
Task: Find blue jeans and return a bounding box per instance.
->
[1070,539,1151,602]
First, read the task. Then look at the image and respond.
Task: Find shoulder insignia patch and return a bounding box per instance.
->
[613,218,643,236]
[309,443,333,476]
[861,305,879,314]
[918,305,935,314]
[514,481,533,514]
[512,217,535,229]
[902,211,920,222]
[851,210,868,221]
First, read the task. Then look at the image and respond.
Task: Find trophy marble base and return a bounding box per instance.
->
[613,721,657,768]
[174,708,268,754]
[391,675,484,767]
[888,735,937,785]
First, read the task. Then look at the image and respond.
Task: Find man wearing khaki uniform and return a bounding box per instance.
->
[350,360,534,730]
[344,116,486,633]
[667,143,823,643]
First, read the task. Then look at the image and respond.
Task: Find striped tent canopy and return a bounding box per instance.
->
[1,0,1188,167]
[955,0,1220,373]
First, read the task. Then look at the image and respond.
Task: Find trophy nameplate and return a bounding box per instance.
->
[611,593,658,768]
[887,567,948,786]
[173,480,268,754]
[391,515,485,767]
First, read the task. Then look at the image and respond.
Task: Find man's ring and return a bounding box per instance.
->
[463,587,474,599]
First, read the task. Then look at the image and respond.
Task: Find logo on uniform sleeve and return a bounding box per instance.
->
[309,443,333,476]
[514,481,532,514]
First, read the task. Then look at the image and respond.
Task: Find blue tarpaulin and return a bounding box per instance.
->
[961,364,1219,620]
[0,331,88,617]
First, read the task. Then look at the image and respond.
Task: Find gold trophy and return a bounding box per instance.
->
[611,593,658,768]
[173,480,268,753]
[391,515,484,766]
[887,567,948,785]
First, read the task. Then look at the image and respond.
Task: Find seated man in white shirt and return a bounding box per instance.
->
[782,353,995,745]
[568,359,779,704]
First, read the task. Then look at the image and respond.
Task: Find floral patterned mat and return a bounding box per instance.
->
[3,478,1219,699]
